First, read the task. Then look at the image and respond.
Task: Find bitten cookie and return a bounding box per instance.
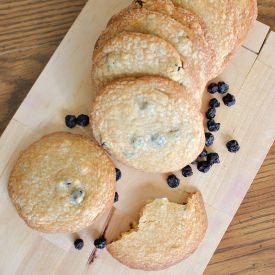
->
[107,192,208,271]
[91,76,205,173]
[8,132,116,233]
[92,32,196,94]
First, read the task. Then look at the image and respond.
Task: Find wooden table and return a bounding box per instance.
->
[0,1,274,274]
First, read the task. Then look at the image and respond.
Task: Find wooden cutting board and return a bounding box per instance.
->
[0,1,274,274]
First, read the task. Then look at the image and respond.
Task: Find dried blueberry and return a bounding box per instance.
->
[115,168,121,181]
[226,140,240,153]
[209,98,220,108]
[65,115,77,128]
[206,107,216,119]
[167,175,180,188]
[222,93,236,107]
[76,114,90,126]
[207,83,219,94]
[199,148,208,158]
[207,153,220,165]
[135,0,144,7]
[218,82,229,94]
[74,239,84,250]
[197,161,211,173]
[94,236,106,249]
[114,192,119,203]
[207,119,220,132]
[182,165,193,177]
[205,132,214,147]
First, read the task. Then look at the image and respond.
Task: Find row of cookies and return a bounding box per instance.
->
[91,0,257,173]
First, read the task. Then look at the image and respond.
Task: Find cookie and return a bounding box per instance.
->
[107,192,208,271]
[107,0,175,25]
[171,0,236,75]
[8,132,116,233]
[94,8,204,102]
[212,0,257,73]
[234,0,257,48]
[91,77,205,173]
[92,32,197,97]
[107,0,214,82]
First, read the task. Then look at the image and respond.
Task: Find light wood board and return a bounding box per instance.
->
[0,1,275,274]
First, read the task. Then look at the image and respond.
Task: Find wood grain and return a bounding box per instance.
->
[0,1,274,274]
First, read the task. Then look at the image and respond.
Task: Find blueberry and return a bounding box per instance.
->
[135,0,144,7]
[115,168,121,181]
[167,175,180,188]
[226,140,240,153]
[76,114,90,126]
[207,153,220,165]
[74,239,84,250]
[197,161,211,173]
[182,165,193,177]
[94,236,106,249]
[222,93,236,107]
[207,83,219,94]
[207,119,220,132]
[114,192,119,203]
[205,132,214,147]
[199,148,208,158]
[218,82,229,94]
[209,98,220,108]
[191,160,197,165]
[206,107,216,119]
[65,115,77,128]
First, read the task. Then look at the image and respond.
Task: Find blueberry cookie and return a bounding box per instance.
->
[92,32,196,94]
[107,0,214,82]
[8,132,116,233]
[94,8,205,102]
[91,76,205,173]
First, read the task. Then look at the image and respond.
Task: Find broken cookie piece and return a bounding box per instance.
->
[107,192,207,271]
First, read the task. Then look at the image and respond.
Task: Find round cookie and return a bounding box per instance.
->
[92,32,197,97]
[93,8,203,103]
[108,0,176,25]
[91,77,205,173]
[171,0,236,75]
[107,0,214,82]
[8,132,116,233]
[107,192,208,271]
[221,0,257,70]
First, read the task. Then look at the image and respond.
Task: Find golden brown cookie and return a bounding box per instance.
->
[92,32,197,96]
[91,77,205,173]
[94,8,205,102]
[8,132,116,233]
[172,0,236,75]
[107,0,214,82]
[107,192,208,271]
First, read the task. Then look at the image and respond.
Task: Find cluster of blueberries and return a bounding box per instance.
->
[166,81,240,189]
